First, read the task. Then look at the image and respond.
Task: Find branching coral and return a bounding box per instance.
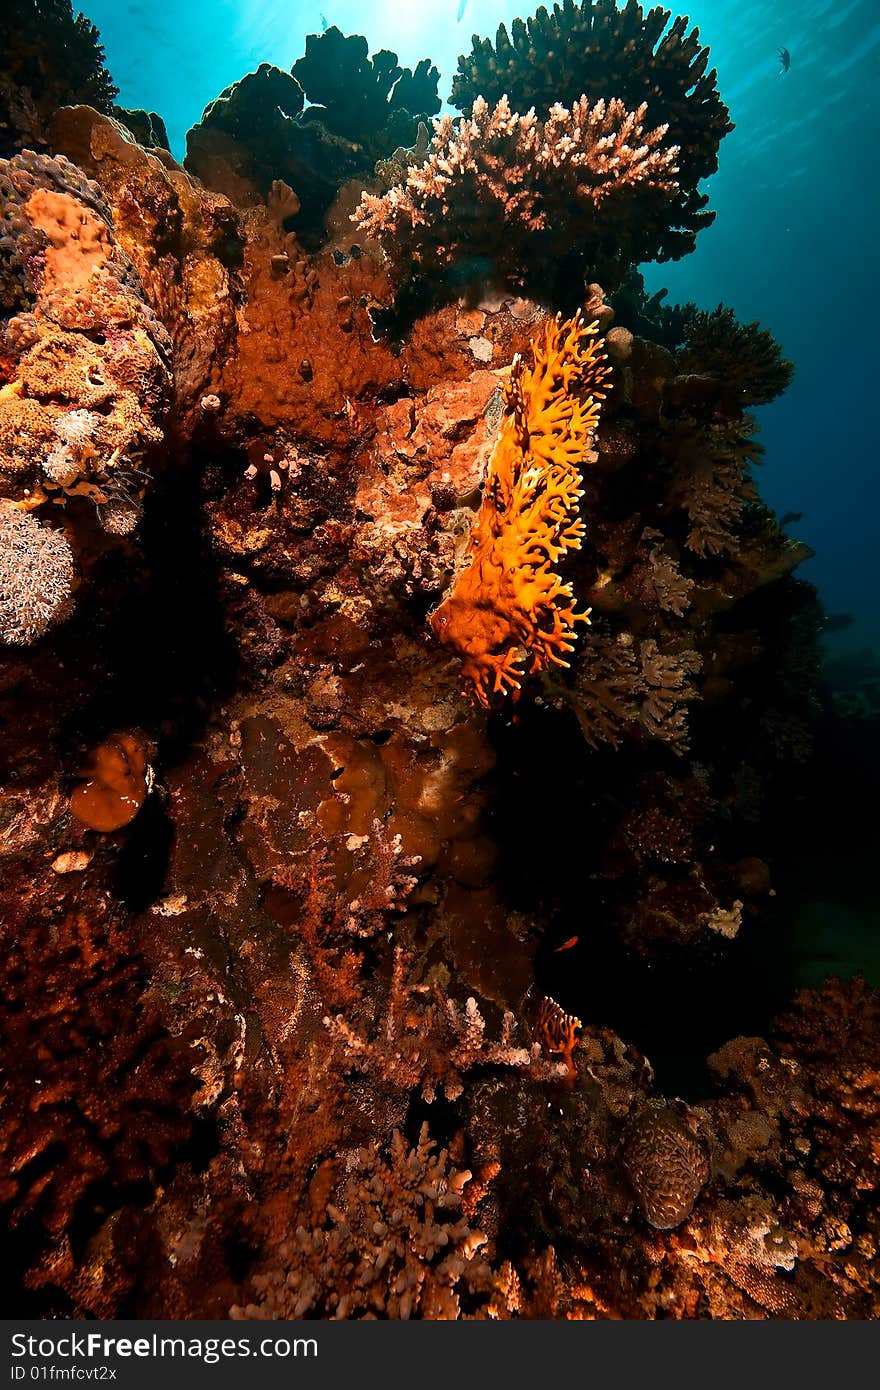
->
[354,94,680,301]
[570,628,701,753]
[325,946,564,1102]
[231,1124,495,1319]
[0,500,74,644]
[451,0,732,261]
[677,305,794,407]
[429,313,610,707]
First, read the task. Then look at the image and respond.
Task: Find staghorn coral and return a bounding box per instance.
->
[451,0,732,263]
[231,1124,495,1319]
[677,305,794,407]
[0,500,74,644]
[623,1099,710,1228]
[355,94,681,306]
[429,312,610,707]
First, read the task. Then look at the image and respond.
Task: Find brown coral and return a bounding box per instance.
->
[232,1124,495,1320]
[677,305,794,407]
[429,313,610,707]
[623,1099,710,1228]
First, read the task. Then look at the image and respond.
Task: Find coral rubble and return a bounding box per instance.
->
[1,0,874,1327]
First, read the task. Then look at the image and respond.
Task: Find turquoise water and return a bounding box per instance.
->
[87,0,879,647]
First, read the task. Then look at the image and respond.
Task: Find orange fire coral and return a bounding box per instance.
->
[429,312,610,707]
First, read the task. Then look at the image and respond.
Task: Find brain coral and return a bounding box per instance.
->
[429,312,610,707]
[623,1098,710,1228]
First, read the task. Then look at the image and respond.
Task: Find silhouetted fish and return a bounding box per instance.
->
[457,0,468,21]
[321,13,328,30]
[779,510,803,527]
[778,46,791,75]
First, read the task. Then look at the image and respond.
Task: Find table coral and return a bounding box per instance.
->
[429,312,610,707]
[355,93,680,307]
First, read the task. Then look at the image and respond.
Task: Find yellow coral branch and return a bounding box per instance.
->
[430,312,610,707]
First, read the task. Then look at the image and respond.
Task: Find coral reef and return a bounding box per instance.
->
[429,313,610,706]
[451,0,732,261]
[0,3,871,1327]
[0,147,173,624]
[355,93,681,308]
[0,0,117,155]
[186,29,440,250]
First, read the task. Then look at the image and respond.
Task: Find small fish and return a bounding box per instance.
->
[777,46,791,75]
[457,0,468,21]
[779,510,802,527]
[321,13,328,30]
[554,935,580,953]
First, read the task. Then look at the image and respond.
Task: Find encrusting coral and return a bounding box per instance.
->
[0,150,172,546]
[354,93,681,305]
[429,312,610,707]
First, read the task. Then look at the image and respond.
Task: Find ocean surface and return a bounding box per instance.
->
[86,0,879,653]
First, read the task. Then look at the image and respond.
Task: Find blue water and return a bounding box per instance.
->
[88,0,879,646]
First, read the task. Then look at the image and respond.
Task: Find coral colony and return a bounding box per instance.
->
[0,0,876,1321]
